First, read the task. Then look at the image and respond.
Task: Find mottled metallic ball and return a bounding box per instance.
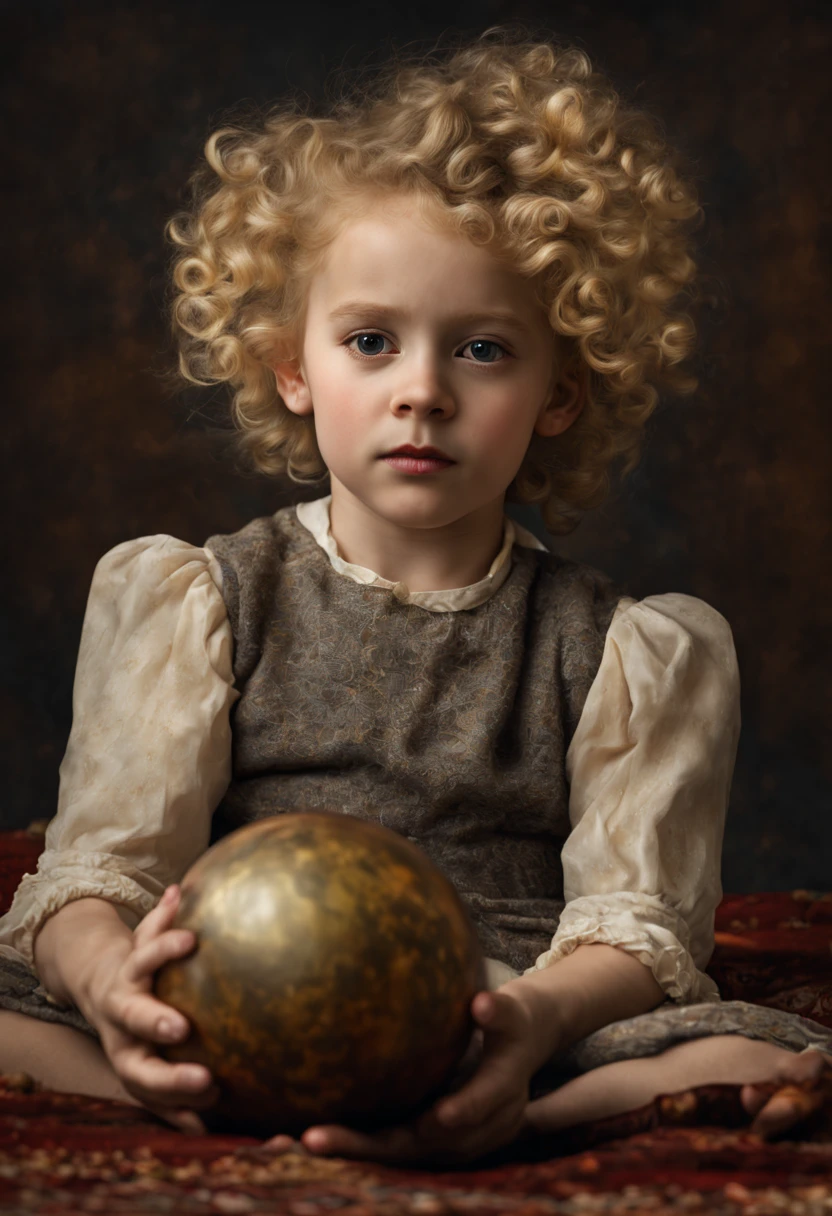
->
[154,812,485,1137]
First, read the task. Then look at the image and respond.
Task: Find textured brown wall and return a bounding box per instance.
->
[2,0,830,890]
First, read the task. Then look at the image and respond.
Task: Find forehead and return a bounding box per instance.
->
[307,197,541,319]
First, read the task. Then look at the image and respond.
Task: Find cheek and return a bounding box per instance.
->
[305,358,366,454]
[474,398,537,467]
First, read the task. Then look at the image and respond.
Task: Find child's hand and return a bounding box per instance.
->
[263,989,538,1166]
[82,885,219,1133]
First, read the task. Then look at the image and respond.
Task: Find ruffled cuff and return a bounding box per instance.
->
[522,892,720,1004]
[0,849,161,972]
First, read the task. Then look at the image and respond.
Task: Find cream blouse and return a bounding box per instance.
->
[0,497,741,1005]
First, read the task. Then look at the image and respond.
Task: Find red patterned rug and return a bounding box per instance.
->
[3,826,832,1214]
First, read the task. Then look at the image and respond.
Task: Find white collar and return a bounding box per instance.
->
[295,495,547,613]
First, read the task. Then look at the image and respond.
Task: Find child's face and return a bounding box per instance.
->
[275,194,581,533]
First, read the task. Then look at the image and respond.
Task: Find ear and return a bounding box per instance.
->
[533,363,585,439]
[272,359,314,417]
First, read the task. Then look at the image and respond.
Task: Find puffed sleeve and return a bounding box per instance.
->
[524,593,741,1004]
[0,535,238,971]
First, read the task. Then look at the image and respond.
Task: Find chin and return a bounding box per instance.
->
[335,469,498,530]
[386,501,488,533]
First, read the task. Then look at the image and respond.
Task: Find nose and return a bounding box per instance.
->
[389,355,456,420]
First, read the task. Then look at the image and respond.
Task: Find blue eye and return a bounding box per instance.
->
[349,333,391,357]
[346,333,507,363]
[463,340,505,364]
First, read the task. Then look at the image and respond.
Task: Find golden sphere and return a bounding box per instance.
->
[154,812,485,1136]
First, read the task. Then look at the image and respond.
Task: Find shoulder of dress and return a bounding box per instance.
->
[93,533,214,579]
[529,549,625,602]
[202,508,306,626]
[203,505,300,562]
[88,533,239,607]
[608,593,739,682]
[613,591,735,637]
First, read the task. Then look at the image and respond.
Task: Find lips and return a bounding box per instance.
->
[383,445,455,462]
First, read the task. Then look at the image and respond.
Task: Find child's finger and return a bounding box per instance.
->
[435,996,528,1127]
[302,1122,418,1162]
[433,1060,516,1128]
[126,929,197,984]
[133,886,182,947]
[472,990,529,1039]
[170,1111,207,1135]
[133,885,180,940]
[112,990,192,1045]
[151,1107,208,1136]
[115,1044,217,1109]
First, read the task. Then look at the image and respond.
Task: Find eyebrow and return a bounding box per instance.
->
[327,301,532,334]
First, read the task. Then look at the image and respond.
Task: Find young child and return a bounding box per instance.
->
[1,32,830,1167]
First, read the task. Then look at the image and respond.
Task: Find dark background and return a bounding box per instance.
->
[1,0,830,891]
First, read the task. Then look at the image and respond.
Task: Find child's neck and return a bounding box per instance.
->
[327,483,507,593]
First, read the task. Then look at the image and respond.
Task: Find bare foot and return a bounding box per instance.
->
[740,1048,832,1140]
[259,1134,319,1155]
[525,1036,832,1140]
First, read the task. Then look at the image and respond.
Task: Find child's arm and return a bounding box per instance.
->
[542,594,741,1009]
[0,536,237,1129]
[498,942,665,1073]
[0,535,235,980]
[34,888,218,1133]
[490,594,741,1081]
[34,897,136,1010]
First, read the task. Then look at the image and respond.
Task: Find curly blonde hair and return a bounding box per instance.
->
[168,29,700,534]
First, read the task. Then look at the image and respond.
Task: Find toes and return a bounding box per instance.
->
[750,1085,824,1140]
[261,1134,302,1153]
[740,1082,771,1119]
[750,1093,796,1140]
[741,1049,832,1137]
